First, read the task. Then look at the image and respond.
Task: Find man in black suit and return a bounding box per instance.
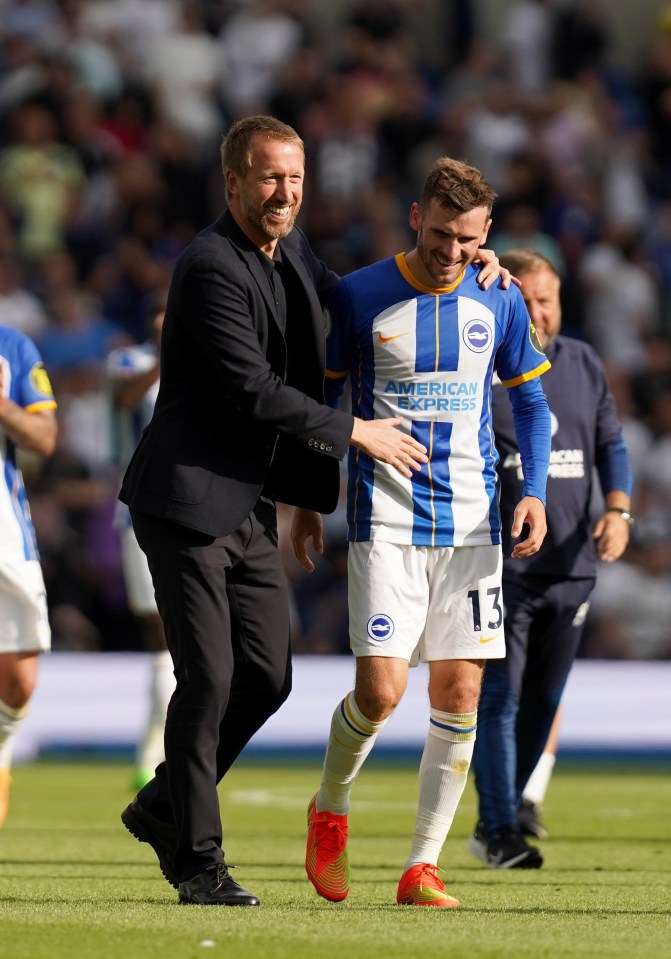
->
[118,115,431,906]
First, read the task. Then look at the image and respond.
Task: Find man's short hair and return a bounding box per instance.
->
[220,115,304,201]
[421,157,497,216]
[498,248,559,278]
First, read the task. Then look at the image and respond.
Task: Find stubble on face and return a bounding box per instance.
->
[409,200,491,289]
[239,186,301,241]
[518,267,562,347]
[231,135,305,248]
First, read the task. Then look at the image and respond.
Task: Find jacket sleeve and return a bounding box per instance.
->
[180,254,352,459]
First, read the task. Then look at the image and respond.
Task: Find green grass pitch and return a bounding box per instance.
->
[0,757,669,959]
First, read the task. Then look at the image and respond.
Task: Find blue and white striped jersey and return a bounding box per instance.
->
[325,254,550,547]
[106,342,159,469]
[106,341,159,532]
[0,325,56,561]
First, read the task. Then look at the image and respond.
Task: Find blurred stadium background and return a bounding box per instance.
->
[13,653,671,761]
[1,0,670,762]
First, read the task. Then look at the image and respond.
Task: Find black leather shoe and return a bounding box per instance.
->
[178,863,260,906]
[121,797,179,888]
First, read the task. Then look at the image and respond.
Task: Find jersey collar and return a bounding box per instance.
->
[395,252,465,294]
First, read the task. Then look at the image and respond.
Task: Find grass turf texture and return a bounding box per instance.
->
[1,759,669,959]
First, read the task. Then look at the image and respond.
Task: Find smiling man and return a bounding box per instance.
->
[293,157,553,909]
[118,115,431,907]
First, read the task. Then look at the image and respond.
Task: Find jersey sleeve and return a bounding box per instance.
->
[105,347,134,381]
[589,349,633,496]
[508,377,551,503]
[495,286,551,386]
[592,351,626,450]
[105,345,156,383]
[14,334,57,412]
[598,436,633,496]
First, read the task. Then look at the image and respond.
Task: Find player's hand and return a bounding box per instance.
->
[593,511,631,563]
[474,248,522,290]
[291,507,324,573]
[351,417,428,478]
[510,496,547,557]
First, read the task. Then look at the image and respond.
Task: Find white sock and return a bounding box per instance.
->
[522,751,556,806]
[136,651,174,771]
[0,697,29,769]
[405,709,477,870]
[316,692,388,815]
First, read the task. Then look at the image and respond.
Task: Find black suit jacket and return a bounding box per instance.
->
[119,211,353,536]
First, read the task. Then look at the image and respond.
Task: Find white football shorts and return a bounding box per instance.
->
[347,540,505,663]
[120,525,158,616]
[0,560,51,653]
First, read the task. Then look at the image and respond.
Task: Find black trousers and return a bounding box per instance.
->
[130,500,292,881]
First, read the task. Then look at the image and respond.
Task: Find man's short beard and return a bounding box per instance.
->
[260,213,298,239]
[242,197,300,240]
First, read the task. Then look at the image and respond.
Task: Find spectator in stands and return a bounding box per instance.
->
[0,101,84,264]
[0,254,47,337]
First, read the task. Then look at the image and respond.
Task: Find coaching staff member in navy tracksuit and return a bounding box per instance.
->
[469,249,633,870]
[119,116,429,906]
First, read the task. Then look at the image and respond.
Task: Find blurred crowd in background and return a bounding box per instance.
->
[2,0,671,659]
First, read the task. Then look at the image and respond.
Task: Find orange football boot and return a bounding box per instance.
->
[397,863,461,908]
[305,794,350,902]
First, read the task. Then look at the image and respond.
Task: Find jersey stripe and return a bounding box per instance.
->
[0,327,55,562]
[327,256,548,547]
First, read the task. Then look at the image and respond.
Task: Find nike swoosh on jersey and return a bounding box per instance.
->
[479,635,497,644]
[377,331,408,344]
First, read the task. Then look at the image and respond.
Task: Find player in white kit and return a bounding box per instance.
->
[0,325,57,825]
[106,293,174,789]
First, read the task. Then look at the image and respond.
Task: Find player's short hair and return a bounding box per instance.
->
[220,115,305,201]
[499,248,559,278]
[421,157,497,216]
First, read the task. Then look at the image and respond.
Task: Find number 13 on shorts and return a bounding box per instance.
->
[347,541,506,662]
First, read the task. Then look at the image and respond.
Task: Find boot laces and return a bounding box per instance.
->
[315,815,347,856]
[417,863,445,890]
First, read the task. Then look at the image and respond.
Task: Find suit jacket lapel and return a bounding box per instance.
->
[282,245,324,342]
[217,211,281,327]
[214,212,325,343]
[245,251,279,323]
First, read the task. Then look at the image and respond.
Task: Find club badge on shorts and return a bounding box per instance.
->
[367,614,395,642]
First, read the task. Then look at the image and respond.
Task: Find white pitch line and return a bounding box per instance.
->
[225,790,416,811]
